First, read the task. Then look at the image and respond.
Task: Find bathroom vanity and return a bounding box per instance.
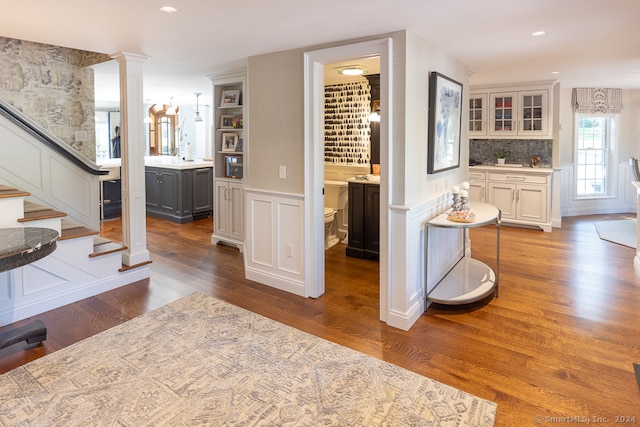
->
[346,177,380,259]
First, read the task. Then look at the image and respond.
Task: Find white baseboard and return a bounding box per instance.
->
[0,267,150,325]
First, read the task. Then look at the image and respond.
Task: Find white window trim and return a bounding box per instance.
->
[573,113,619,200]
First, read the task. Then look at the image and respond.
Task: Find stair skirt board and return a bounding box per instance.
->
[0,188,148,325]
[0,262,150,325]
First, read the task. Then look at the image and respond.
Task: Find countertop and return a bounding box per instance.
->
[346,175,381,184]
[470,165,554,174]
[98,156,214,171]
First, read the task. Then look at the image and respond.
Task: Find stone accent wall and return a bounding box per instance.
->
[0,36,110,161]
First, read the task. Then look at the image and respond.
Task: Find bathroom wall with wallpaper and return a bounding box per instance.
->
[0,36,111,161]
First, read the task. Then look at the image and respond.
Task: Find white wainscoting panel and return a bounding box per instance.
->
[49,156,96,219]
[249,198,274,268]
[0,114,100,230]
[0,120,45,190]
[386,192,460,330]
[277,201,303,275]
[561,162,637,217]
[244,188,306,296]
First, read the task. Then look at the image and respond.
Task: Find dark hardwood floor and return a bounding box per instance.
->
[1,213,639,425]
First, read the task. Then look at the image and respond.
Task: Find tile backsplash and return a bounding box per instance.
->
[469,139,552,167]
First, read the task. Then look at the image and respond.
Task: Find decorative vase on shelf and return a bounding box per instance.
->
[497,158,506,165]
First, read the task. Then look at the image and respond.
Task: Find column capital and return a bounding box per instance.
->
[110,52,150,64]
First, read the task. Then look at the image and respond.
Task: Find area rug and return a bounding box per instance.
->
[594,218,637,249]
[0,293,497,426]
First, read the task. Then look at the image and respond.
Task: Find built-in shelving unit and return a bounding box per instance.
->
[211,71,247,251]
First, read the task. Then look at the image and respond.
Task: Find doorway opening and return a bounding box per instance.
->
[304,38,392,323]
[322,57,381,311]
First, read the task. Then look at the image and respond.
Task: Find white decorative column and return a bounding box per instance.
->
[112,53,150,267]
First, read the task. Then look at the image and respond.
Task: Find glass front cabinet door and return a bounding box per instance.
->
[519,90,548,136]
[489,89,549,138]
[468,93,487,137]
[489,92,516,137]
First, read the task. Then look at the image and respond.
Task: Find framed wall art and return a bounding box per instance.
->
[427,71,463,174]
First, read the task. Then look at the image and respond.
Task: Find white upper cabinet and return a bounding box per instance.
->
[471,82,554,139]
[468,93,488,137]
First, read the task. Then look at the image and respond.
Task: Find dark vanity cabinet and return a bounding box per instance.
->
[346,181,380,259]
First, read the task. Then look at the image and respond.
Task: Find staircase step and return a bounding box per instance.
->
[0,185,29,199]
[19,201,67,222]
[59,219,99,241]
[90,235,127,258]
[118,260,152,272]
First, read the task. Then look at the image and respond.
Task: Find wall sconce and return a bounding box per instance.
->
[369,100,381,122]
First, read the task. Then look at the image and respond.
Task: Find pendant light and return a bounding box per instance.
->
[166,96,177,115]
[194,92,203,122]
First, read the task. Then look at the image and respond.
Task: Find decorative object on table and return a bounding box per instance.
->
[495,149,510,165]
[451,185,461,211]
[448,182,476,223]
[427,71,463,174]
[530,156,541,168]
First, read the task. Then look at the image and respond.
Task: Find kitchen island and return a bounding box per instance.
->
[98,156,214,223]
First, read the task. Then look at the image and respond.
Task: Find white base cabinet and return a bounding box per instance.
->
[469,166,553,232]
[212,178,244,250]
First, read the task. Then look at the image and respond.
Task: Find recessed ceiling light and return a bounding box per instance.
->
[160,6,178,13]
[339,67,367,76]
[531,31,546,37]
[551,71,560,75]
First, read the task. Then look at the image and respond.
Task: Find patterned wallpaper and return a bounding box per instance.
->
[0,36,111,161]
[324,81,372,166]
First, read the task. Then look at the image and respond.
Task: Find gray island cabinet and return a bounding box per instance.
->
[144,158,213,224]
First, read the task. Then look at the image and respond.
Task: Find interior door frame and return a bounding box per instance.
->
[303,38,392,322]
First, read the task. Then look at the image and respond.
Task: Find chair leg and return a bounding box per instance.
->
[0,320,47,350]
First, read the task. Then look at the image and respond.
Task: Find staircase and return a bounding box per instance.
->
[0,185,150,325]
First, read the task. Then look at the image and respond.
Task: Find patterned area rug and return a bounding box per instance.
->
[594,219,637,249]
[0,293,497,426]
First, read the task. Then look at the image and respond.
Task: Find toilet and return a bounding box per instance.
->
[324,180,348,250]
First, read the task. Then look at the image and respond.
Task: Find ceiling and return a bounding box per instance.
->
[2,0,639,110]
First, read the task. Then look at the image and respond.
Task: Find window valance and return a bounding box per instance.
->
[572,88,623,114]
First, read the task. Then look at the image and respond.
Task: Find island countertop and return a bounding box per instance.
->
[98,156,213,171]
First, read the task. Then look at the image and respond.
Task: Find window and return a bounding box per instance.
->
[574,114,617,198]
